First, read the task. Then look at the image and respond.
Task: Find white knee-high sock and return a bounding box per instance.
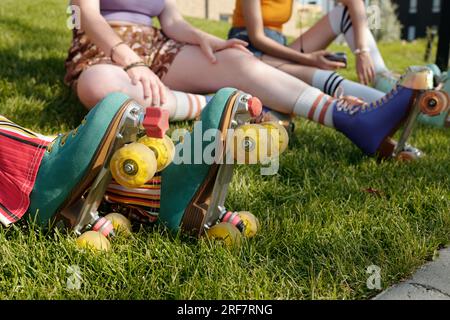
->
[312,69,384,102]
[170,92,212,121]
[293,87,336,128]
[328,4,388,74]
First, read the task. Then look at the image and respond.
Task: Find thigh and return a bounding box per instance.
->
[261,54,317,84]
[161,44,307,113]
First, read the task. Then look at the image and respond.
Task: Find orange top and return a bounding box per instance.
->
[232,0,293,32]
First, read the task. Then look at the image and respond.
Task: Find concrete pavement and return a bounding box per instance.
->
[374,247,450,300]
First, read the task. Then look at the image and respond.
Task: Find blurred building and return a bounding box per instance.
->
[176,0,325,37]
[391,0,442,40]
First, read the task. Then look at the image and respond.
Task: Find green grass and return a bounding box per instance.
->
[1,0,450,300]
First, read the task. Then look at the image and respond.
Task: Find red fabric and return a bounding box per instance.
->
[0,128,49,225]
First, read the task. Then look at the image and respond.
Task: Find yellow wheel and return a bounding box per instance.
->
[419,91,448,116]
[206,222,242,248]
[231,124,276,164]
[138,135,175,172]
[396,151,419,162]
[76,231,111,252]
[261,121,289,154]
[237,211,260,238]
[110,142,157,188]
[104,213,132,236]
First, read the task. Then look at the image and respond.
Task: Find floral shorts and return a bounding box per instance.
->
[64,25,185,89]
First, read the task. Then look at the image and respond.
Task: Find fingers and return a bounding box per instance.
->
[140,78,152,102]
[138,75,165,107]
[231,43,253,55]
[325,60,345,70]
[227,38,248,47]
[160,84,167,106]
[200,40,217,64]
[149,79,160,107]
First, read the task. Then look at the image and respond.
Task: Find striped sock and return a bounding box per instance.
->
[171,91,213,121]
[312,70,384,103]
[104,174,162,224]
[293,87,336,128]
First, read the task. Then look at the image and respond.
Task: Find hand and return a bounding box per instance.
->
[197,33,252,63]
[356,52,375,85]
[307,50,346,70]
[126,64,166,107]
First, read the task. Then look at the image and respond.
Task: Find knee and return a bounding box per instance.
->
[77,65,125,109]
[218,48,266,74]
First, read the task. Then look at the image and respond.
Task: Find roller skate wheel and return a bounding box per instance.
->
[138,135,175,172]
[110,142,157,188]
[396,151,419,162]
[104,213,132,236]
[237,211,260,238]
[206,222,242,248]
[419,91,448,116]
[261,121,289,154]
[76,231,111,252]
[232,124,277,164]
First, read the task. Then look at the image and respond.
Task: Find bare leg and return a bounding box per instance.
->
[289,5,388,73]
[77,64,176,113]
[76,64,209,120]
[162,45,309,113]
[260,54,383,103]
[289,14,337,53]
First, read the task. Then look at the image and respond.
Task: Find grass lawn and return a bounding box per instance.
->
[1,0,449,300]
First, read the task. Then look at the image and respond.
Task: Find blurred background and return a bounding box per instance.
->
[176,0,442,42]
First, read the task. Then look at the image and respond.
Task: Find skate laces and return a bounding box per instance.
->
[46,117,87,153]
[335,85,400,115]
[334,86,368,115]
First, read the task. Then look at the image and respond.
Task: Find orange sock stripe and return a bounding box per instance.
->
[318,98,334,125]
[308,94,324,120]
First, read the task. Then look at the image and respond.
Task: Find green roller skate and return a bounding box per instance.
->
[27,93,171,251]
[159,88,288,245]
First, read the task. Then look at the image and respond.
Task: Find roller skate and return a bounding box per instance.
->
[375,65,449,128]
[158,88,288,246]
[252,107,293,154]
[27,93,173,251]
[417,68,449,128]
[334,66,448,161]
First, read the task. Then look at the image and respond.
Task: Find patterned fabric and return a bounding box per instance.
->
[0,116,53,226]
[64,25,185,89]
[102,173,162,225]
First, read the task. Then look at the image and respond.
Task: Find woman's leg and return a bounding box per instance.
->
[162,44,421,156]
[261,54,384,102]
[289,5,388,74]
[76,64,210,121]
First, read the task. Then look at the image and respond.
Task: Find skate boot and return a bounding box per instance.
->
[375,65,449,128]
[27,93,172,251]
[374,70,400,94]
[334,66,448,160]
[158,88,287,246]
